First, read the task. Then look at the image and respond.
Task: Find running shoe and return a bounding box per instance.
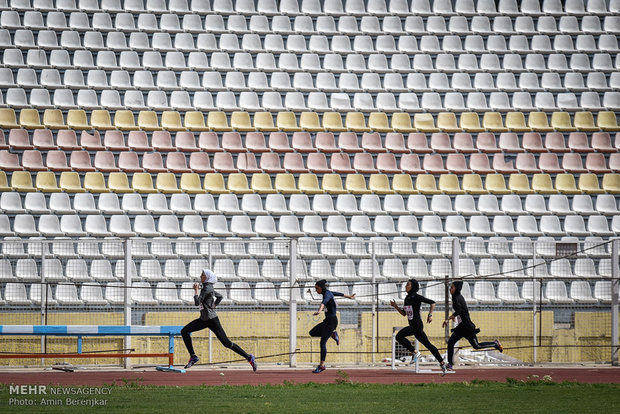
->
[248,354,257,371]
[445,363,453,371]
[331,331,340,346]
[184,355,199,369]
[440,363,448,377]
[312,365,326,374]
[410,351,421,365]
[494,340,503,353]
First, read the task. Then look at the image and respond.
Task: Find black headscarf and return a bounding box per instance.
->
[408,279,420,295]
[452,281,463,297]
[315,279,328,294]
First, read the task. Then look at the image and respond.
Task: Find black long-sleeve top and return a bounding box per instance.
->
[194,283,223,321]
[451,292,477,332]
[403,293,435,328]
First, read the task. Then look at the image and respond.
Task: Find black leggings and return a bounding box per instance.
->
[309,316,338,362]
[181,317,250,360]
[395,325,444,364]
[447,324,497,365]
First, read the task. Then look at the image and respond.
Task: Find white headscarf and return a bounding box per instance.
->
[202,269,217,284]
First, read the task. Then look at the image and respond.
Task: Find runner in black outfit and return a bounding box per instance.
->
[390,279,448,375]
[181,269,257,371]
[309,279,356,373]
[442,281,503,370]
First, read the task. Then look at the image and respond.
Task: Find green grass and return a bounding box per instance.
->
[2,379,619,414]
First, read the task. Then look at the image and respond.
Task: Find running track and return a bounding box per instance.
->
[1,367,619,386]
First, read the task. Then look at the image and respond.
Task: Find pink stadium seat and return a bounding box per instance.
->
[361,132,386,153]
[268,132,293,152]
[584,153,610,174]
[498,132,524,152]
[615,133,620,150]
[189,152,214,173]
[307,153,331,173]
[32,129,56,150]
[400,154,423,174]
[166,152,191,173]
[222,132,245,152]
[175,132,199,152]
[469,153,494,174]
[152,131,175,152]
[338,132,362,152]
[446,153,471,173]
[385,133,409,153]
[562,153,587,173]
[118,151,143,172]
[475,132,500,153]
[291,132,316,152]
[8,129,34,150]
[353,153,378,173]
[607,153,620,172]
[331,153,355,173]
[46,150,71,171]
[492,153,517,174]
[515,153,540,173]
[453,133,476,153]
[246,132,269,152]
[198,132,223,152]
[407,133,431,153]
[539,153,563,173]
[423,154,447,174]
[376,153,400,173]
[128,131,153,151]
[93,151,120,172]
[104,130,128,151]
[70,150,96,172]
[237,153,261,173]
[522,132,545,152]
[56,130,80,150]
[430,132,455,153]
[591,132,614,153]
[0,130,7,149]
[80,131,104,151]
[260,152,285,173]
[3,150,27,170]
[213,152,238,173]
[544,132,569,152]
[316,132,339,153]
[568,132,593,152]
[283,153,308,173]
[143,152,167,173]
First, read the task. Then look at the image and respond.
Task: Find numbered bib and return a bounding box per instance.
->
[404,305,414,320]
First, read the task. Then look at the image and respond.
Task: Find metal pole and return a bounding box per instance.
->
[124,239,132,369]
[448,238,459,343]
[533,240,537,364]
[289,239,297,367]
[40,240,46,364]
[371,240,377,365]
[612,240,619,366]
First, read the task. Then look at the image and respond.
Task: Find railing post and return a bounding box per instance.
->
[533,240,538,364]
[289,239,297,367]
[124,239,132,369]
[612,240,619,366]
[371,240,377,365]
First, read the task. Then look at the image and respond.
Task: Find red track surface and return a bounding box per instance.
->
[1,367,619,386]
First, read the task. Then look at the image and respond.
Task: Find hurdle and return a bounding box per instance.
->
[0,325,185,373]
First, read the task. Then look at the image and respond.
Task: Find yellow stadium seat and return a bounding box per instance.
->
[108,172,132,193]
[597,111,620,131]
[230,111,254,132]
[345,174,371,194]
[531,173,558,194]
[67,109,90,130]
[413,113,439,132]
[19,108,43,129]
[508,174,535,194]
[184,111,209,131]
[0,171,10,191]
[392,174,417,194]
[573,111,598,132]
[602,173,620,194]
[228,172,253,194]
[35,171,60,192]
[254,112,278,132]
[207,111,232,132]
[345,112,371,132]
[415,174,441,195]
[368,112,392,132]
[156,172,181,193]
[300,112,323,132]
[59,172,85,193]
[438,174,465,194]
[251,173,276,194]
[114,110,137,131]
[180,173,206,194]
[462,174,487,194]
[204,173,229,194]
[298,173,324,194]
[84,172,108,193]
[437,112,462,132]
[161,111,185,131]
[459,112,485,132]
[276,112,302,132]
[505,112,531,132]
[137,111,162,131]
[555,173,581,194]
[578,173,604,194]
[485,173,511,194]
[322,173,347,194]
[550,112,577,132]
[43,109,67,129]
[0,108,19,129]
[482,112,508,132]
[528,112,553,132]
[323,112,347,132]
[90,110,114,130]
[132,172,156,193]
[391,112,416,133]
[11,171,35,192]
[274,173,301,194]
[368,174,395,194]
